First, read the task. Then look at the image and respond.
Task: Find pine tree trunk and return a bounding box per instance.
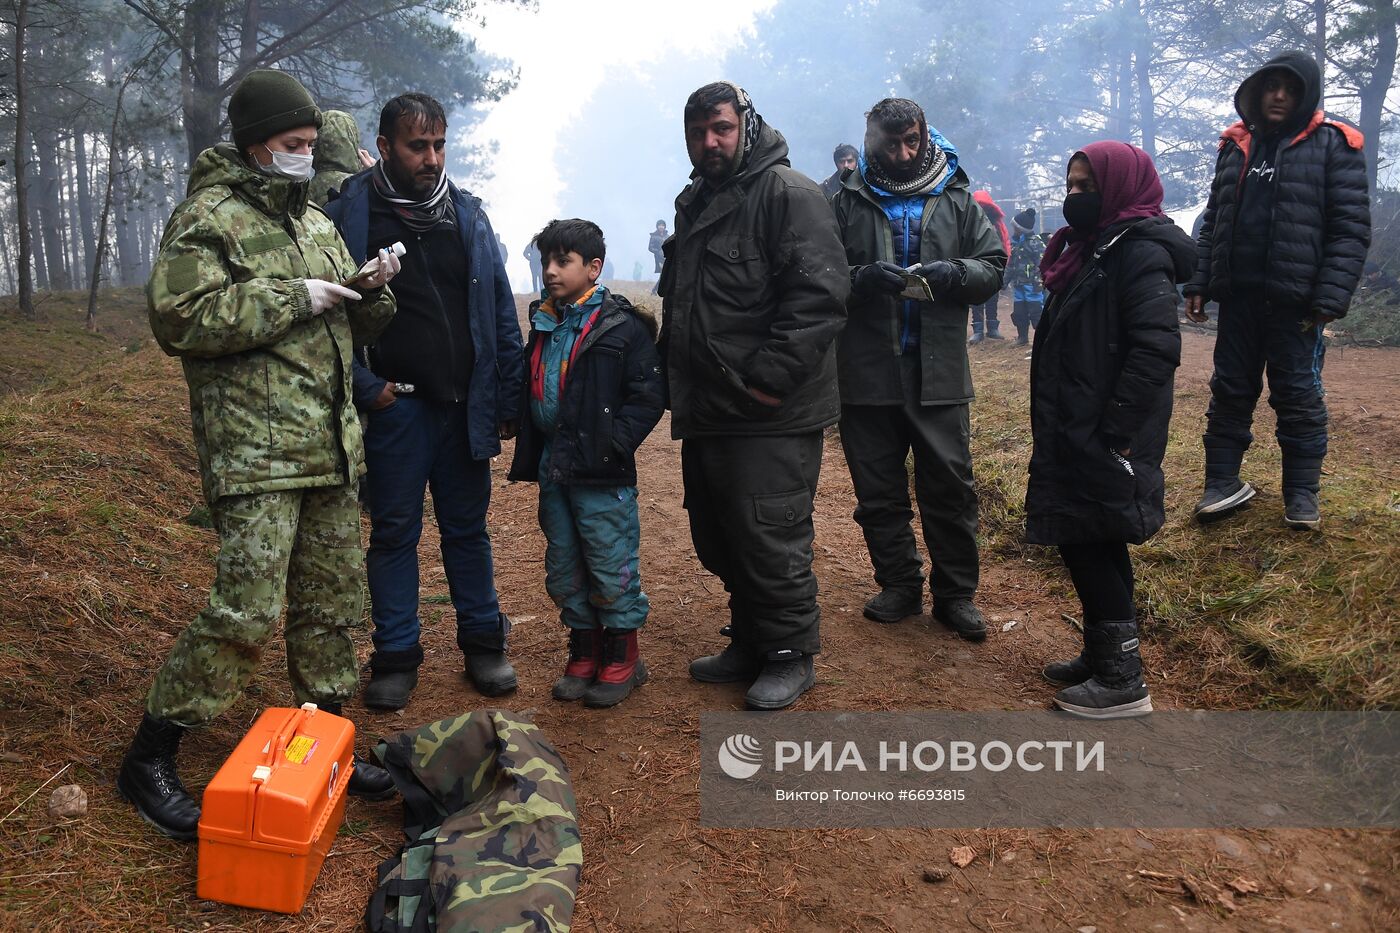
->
[34,128,71,290]
[13,0,35,318]
[182,0,225,165]
[1356,0,1397,194]
[75,132,97,284]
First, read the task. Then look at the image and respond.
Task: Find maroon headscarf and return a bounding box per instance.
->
[1039,141,1165,295]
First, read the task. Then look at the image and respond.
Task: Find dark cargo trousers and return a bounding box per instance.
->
[146,483,363,727]
[1203,295,1329,460]
[680,432,823,657]
[840,356,980,601]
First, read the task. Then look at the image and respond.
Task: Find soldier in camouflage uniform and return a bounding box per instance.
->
[366,711,581,932]
[117,70,401,841]
[310,109,372,207]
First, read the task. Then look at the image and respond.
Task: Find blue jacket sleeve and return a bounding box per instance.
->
[484,215,525,422]
[352,356,387,410]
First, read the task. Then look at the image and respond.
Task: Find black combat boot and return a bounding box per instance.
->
[459,614,518,697]
[1282,454,1324,530]
[1194,445,1255,522]
[745,650,815,710]
[117,713,201,841]
[1053,621,1152,718]
[690,625,763,683]
[862,586,923,624]
[362,644,423,711]
[319,703,397,801]
[933,598,987,642]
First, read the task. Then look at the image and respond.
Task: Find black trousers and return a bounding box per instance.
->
[681,432,824,656]
[1058,541,1134,624]
[1010,299,1043,334]
[840,355,979,601]
[1204,295,1329,459]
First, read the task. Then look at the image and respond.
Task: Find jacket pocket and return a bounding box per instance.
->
[702,234,767,311]
[753,488,813,527]
[199,363,273,488]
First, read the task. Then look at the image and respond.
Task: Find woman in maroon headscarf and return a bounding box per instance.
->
[1026,141,1194,718]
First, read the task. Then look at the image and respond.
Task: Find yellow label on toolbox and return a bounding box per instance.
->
[284,736,318,764]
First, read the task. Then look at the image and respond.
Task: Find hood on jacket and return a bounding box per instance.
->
[1235,51,1321,136]
[314,110,364,175]
[188,142,309,218]
[617,293,660,341]
[1122,215,1197,284]
[972,189,1004,221]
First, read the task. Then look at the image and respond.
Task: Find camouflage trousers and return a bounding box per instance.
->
[147,483,364,726]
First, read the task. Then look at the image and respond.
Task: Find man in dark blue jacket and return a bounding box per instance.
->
[325,93,525,710]
[1185,52,1370,530]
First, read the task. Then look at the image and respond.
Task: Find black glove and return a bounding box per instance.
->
[909,260,963,295]
[852,261,906,296]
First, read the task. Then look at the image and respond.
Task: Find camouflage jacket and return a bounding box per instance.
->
[310,110,363,207]
[148,144,395,504]
[367,711,582,933]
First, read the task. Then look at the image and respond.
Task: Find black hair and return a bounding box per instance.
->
[684,82,741,124]
[379,93,448,141]
[656,219,667,227]
[832,143,858,165]
[534,218,606,265]
[865,98,925,136]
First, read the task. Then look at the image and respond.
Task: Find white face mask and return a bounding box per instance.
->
[262,145,315,181]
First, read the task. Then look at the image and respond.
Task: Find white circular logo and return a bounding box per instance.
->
[717,733,764,780]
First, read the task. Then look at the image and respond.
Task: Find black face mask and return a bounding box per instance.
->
[1063,192,1102,235]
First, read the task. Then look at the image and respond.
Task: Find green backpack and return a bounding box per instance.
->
[364,710,582,932]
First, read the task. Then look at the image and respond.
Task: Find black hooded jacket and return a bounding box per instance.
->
[1185,51,1370,318]
[657,120,850,438]
[1026,216,1194,546]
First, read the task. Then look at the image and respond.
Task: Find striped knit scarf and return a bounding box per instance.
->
[864,134,951,197]
[372,161,453,233]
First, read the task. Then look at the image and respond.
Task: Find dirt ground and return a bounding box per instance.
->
[2,296,1397,931]
[321,312,1398,931]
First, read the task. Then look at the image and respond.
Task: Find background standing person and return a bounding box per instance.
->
[1007,207,1046,347]
[1184,51,1370,529]
[524,239,544,294]
[309,109,374,206]
[1028,141,1192,718]
[820,143,859,200]
[647,220,668,295]
[968,189,1010,344]
[118,70,400,839]
[832,98,1005,639]
[660,81,849,711]
[325,93,524,711]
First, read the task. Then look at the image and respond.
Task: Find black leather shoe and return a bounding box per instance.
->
[862,587,922,623]
[933,598,987,642]
[745,653,815,710]
[116,714,201,841]
[689,643,762,684]
[363,669,418,711]
[347,753,396,801]
[464,651,518,696]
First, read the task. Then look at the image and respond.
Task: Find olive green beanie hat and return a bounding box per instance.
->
[228,69,323,150]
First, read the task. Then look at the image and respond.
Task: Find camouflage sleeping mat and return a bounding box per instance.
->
[365,710,582,932]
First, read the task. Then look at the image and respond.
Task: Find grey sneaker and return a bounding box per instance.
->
[1283,488,1321,530]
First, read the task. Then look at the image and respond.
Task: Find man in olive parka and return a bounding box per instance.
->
[832,98,1006,640]
[117,70,399,841]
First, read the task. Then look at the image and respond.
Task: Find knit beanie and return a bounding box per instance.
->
[1012,208,1037,234]
[228,70,322,150]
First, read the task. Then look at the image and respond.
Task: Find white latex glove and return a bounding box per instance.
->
[305,279,361,316]
[361,247,401,289]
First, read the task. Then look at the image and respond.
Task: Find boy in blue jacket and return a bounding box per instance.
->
[508,219,665,707]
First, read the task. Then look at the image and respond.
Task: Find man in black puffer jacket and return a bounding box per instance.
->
[1185,51,1370,530]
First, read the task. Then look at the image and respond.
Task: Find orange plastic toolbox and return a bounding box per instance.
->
[196,703,355,913]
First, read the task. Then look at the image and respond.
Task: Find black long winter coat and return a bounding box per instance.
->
[1185,51,1370,318]
[1025,216,1194,546]
[508,294,664,487]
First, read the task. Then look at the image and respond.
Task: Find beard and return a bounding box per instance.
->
[387,157,440,198]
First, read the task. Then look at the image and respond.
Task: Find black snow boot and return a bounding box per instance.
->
[1282,454,1324,530]
[862,586,923,623]
[117,713,201,841]
[363,644,423,711]
[1041,652,1092,686]
[745,650,816,710]
[1053,621,1152,719]
[318,703,397,801]
[459,615,518,697]
[1194,445,1255,522]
